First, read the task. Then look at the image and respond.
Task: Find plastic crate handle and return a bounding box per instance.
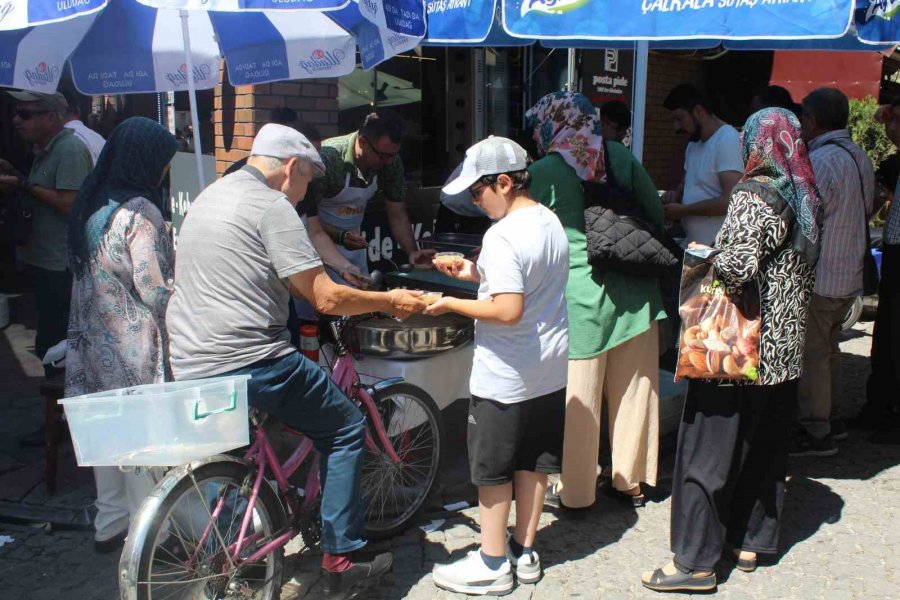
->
[193,391,238,420]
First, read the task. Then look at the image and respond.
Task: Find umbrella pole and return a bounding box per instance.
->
[631,41,649,162]
[179,9,206,190]
[566,48,577,92]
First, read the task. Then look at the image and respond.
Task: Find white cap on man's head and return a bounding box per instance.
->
[251,123,325,174]
[442,136,530,196]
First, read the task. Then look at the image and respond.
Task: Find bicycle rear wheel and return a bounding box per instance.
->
[122,459,286,600]
[362,382,444,539]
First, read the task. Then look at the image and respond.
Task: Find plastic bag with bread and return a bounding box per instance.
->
[675,247,761,382]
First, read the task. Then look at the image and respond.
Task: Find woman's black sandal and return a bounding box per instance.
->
[641,562,717,593]
[601,485,646,508]
[728,551,758,573]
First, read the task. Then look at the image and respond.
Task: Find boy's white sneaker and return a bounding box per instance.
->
[432,551,514,596]
[505,540,542,584]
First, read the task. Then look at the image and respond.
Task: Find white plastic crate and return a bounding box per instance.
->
[59,375,251,467]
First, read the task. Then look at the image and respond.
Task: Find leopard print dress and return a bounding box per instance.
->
[712,183,815,386]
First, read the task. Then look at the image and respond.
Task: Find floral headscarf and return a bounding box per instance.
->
[740,108,822,248]
[524,91,606,183]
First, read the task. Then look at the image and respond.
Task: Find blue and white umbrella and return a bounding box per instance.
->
[0,0,425,94]
[0,14,97,92]
[0,0,424,187]
[0,0,106,31]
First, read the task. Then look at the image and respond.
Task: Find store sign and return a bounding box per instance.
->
[361,201,435,270]
[581,49,634,109]
[169,151,217,250]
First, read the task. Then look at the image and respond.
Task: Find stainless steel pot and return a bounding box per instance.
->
[354,313,473,359]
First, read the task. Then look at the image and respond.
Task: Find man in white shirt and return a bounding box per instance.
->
[61,89,105,165]
[661,84,744,246]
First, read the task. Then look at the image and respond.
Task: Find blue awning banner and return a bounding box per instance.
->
[502,0,854,42]
[855,1,900,43]
[424,0,494,43]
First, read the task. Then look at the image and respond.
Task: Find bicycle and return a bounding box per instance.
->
[119,316,445,600]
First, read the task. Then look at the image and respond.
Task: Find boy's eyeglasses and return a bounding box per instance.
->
[468,175,497,200]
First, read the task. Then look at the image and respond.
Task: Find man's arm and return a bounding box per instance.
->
[0,176,77,214]
[288,266,423,318]
[385,200,435,264]
[306,216,366,287]
[663,170,741,220]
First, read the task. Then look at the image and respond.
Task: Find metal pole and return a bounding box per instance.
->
[566,48,577,92]
[631,40,649,162]
[179,9,206,190]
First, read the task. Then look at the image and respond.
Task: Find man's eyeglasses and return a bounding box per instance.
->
[362,136,399,160]
[14,109,51,121]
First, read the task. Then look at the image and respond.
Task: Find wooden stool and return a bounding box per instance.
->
[39,379,66,496]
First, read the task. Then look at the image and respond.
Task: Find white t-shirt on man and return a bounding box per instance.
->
[682,124,743,246]
[64,120,106,165]
[469,204,569,404]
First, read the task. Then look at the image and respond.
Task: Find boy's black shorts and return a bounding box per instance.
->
[467,388,566,486]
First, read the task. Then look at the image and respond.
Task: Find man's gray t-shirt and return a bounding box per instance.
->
[167,167,322,380]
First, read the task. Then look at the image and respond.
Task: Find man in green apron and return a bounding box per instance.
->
[305,109,435,281]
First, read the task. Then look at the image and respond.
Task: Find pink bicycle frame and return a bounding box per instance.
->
[190,340,403,568]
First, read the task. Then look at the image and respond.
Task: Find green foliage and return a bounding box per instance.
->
[848,96,896,168]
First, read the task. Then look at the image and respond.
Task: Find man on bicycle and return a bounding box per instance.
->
[166,123,425,594]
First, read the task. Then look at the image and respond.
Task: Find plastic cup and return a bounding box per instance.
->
[433,252,464,269]
[419,291,444,306]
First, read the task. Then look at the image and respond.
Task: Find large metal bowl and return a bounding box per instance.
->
[354,313,473,359]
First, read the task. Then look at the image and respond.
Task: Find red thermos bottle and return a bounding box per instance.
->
[299,324,320,363]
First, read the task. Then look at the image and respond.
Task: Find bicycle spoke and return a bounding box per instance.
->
[140,469,280,600]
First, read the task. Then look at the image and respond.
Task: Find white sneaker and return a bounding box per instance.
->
[505,539,542,584]
[432,550,514,596]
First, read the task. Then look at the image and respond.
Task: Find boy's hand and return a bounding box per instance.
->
[433,257,479,282]
[388,289,425,319]
[423,296,452,316]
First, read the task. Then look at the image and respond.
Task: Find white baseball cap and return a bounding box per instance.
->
[251,123,325,174]
[442,136,530,195]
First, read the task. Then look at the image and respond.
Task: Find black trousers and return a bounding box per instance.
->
[866,243,900,419]
[23,265,71,377]
[670,379,797,571]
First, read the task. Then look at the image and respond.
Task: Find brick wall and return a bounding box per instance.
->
[213,74,341,176]
[643,52,707,191]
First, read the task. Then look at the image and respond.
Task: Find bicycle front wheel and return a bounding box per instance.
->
[122,459,286,600]
[362,382,444,539]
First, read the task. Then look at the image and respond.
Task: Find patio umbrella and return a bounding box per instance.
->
[0,0,425,186]
[0,0,106,30]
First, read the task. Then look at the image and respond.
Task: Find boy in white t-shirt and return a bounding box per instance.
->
[427,137,569,596]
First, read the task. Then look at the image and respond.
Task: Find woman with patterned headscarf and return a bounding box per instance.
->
[525,92,666,511]
[65,117,179,553]
[642,108,822,593]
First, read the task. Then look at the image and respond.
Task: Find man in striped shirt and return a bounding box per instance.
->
[792,88,875,457]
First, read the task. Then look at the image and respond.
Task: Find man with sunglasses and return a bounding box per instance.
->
[305,109,435,282]
[0,91,92,378]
